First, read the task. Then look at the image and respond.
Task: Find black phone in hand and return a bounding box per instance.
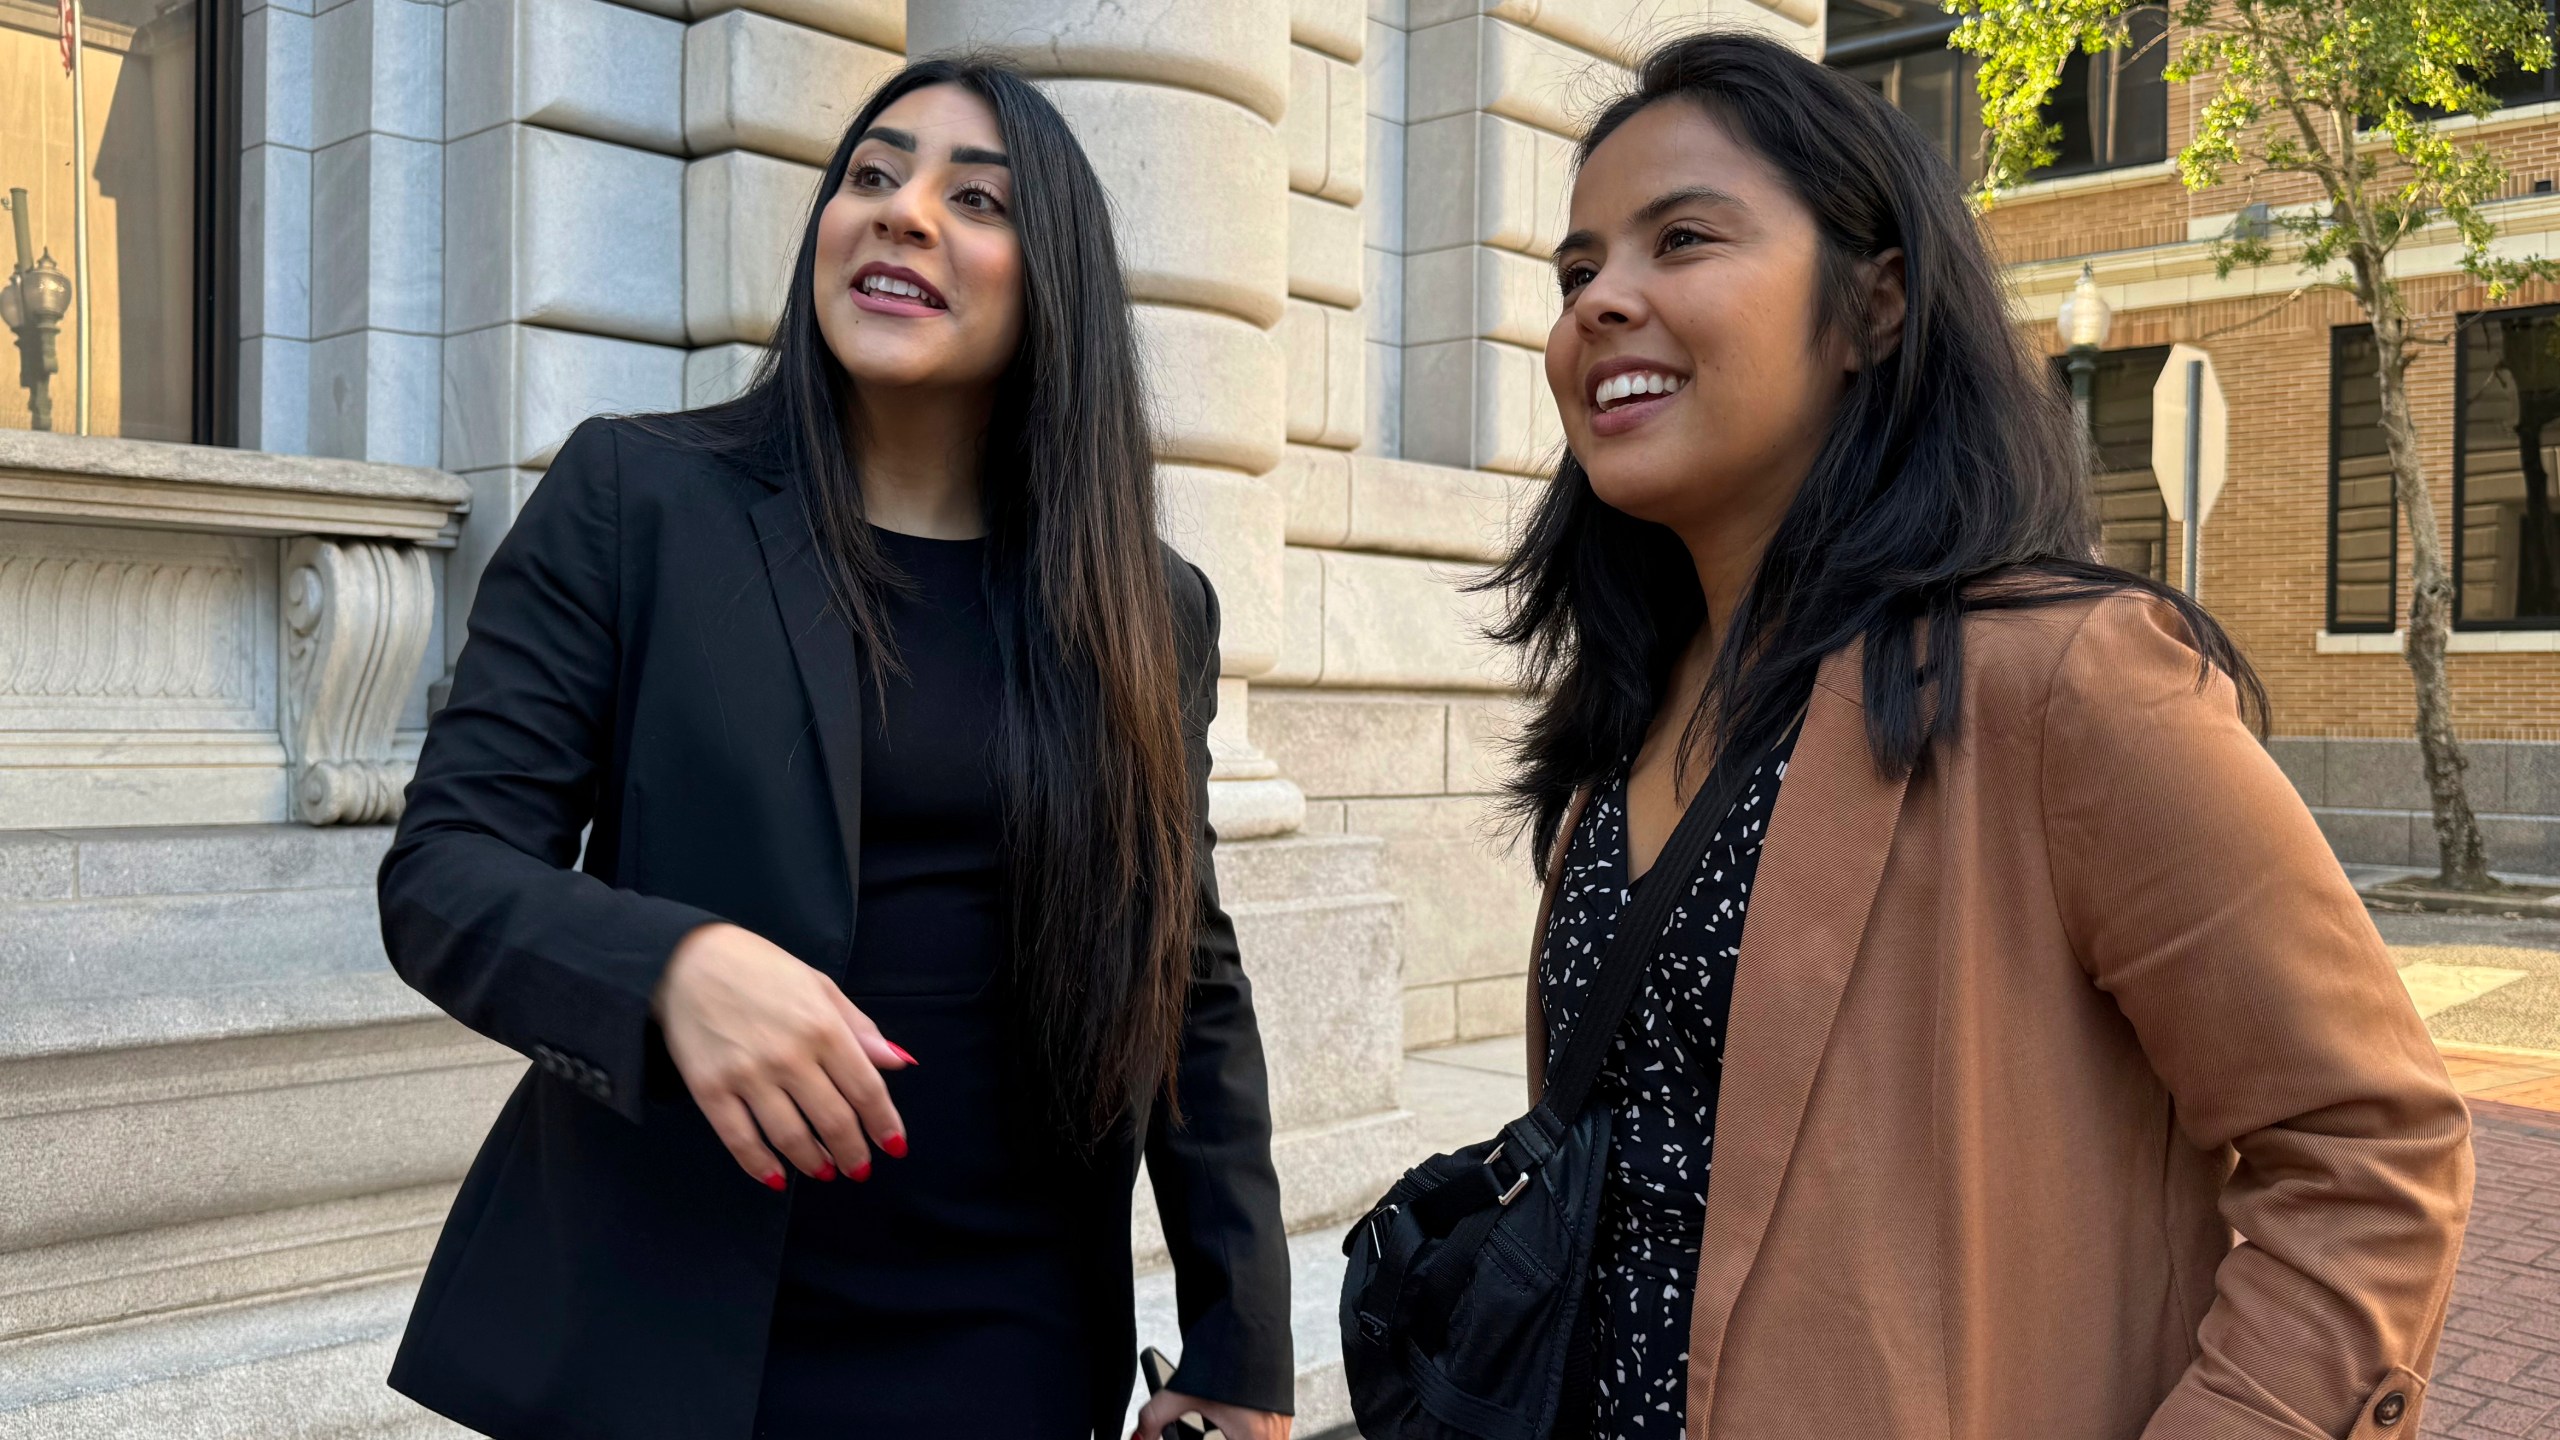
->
[1139,1347,1222,1440]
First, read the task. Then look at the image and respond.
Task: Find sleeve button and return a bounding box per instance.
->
[2375,1392,2407,1427]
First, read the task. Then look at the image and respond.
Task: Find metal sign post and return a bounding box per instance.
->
[2183,358,2202,598]
[2150,343,2227,597]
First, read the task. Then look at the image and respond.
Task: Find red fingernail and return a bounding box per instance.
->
[815,1162,837,1182]
[849,1159,872,1182]
[880,1133,908,1159]
[761,1171,785,1191]
[887,1042,919,1067]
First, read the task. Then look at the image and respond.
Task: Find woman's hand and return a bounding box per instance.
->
[1130,1392,1290,1440]
[651,922,913,1188]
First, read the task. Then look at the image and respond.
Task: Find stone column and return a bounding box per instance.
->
[908,1,1306,841]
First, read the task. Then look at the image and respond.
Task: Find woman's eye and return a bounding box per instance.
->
[1557,263,1595,296]
[955,186,1007,215]
[851,164,895,191]
[1662,227,1708,253]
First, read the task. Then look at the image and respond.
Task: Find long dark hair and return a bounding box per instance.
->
[1488,32,2265,858]
[645,58,1193,1144]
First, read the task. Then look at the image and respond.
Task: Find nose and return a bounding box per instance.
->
[1572,265,1643,332]
[874,178,940,247]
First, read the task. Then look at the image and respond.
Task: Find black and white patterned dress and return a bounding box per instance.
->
[1535,730,1796,1436]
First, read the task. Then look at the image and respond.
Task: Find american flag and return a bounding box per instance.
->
[57,0,74,73]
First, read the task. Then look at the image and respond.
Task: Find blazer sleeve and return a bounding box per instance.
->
[2041,595,2473,1440]
[1147,561,1296,1415]
[377,419,722,1125]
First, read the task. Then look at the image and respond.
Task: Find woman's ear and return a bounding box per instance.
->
[1862,248,1908,365]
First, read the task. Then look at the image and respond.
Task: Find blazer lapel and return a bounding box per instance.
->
[749,486,864,948]
[1683,640,1913,1437]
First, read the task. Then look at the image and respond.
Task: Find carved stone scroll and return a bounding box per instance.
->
[281,538,435,825]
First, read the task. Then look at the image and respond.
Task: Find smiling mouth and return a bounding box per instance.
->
[1592,369,1689,412]
[855,270,947,309]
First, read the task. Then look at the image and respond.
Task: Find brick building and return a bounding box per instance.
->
[1836,0,2560,874]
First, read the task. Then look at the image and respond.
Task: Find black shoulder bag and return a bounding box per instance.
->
[1337,736,1771,1440]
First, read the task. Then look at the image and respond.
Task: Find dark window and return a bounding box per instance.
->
[2054,346,2173,582]
[1826,0,2168,183]
[1,0,234,444]
[2039,11,2170,177]
[2479,0,2560,109]
[2452,307,2560,628]
[2330,327,2399,631]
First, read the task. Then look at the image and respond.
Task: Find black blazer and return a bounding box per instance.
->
[378,418,1291,1439]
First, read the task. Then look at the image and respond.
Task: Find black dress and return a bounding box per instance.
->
[1534,731,1796,1437]
[752,526,1091,1435]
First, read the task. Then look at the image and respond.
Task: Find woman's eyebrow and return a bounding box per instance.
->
[1633,184,1746,225]
[859,126,917,152]
[951,146,1011,168]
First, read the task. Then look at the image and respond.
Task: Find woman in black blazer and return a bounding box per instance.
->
[377,59,1291,1440]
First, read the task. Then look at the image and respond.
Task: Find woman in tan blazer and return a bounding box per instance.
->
[1489,32,2472,1440]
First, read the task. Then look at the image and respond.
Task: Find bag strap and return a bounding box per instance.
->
[1539,730,1777,1124]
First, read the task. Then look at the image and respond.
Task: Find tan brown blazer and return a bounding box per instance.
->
[1525,593,2472,1440]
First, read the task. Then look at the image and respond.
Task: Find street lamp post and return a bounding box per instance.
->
[0,188,71,433]
[2057,262,2113,455]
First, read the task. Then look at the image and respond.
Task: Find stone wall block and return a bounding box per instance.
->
[1289,193,1364,308]
[441,323,685,472]
[1158,465,1287,678]
[310,133,444,340]
[1403,111,1572,258]
[313,0,444,149]
[1403,241,1555,349]
[683,12,898,166]
[682,150,820,346]
[446,0,686,152]
[445,125,687,342]
[70,826,395,898]
[2324,738,2438,811]
[1446,693,1527,793]
[242,145,314,342]
[909,0,1291,123]
[1230,890,1404,1133]
[1342,793,1541,990]
[1253,691,1451,798]
[1292,0,1364,61]
[1412,0,1817,64]
[1287,47,1366,205]
[1402,336,1562,477]
[1136,305,1288,476]
[1284,299,1365,449]
[1270,545,1327,685]
[242,5,314,151]
[1317,549,1509,690]
[1407,14,1621,138]
[239,337,313,455]
[1278,444,1353,546]
[307,330,443,467]
[1345,452,1538,562]
[1039,81,1287,330]
[1405,985,1458,1048]
[684,0,901,50]
[684,342,769,408]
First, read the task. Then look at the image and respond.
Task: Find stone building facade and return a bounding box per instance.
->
[1836,3,2560,874]
[0,0,1814,1430]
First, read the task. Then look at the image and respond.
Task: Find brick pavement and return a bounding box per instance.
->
[2428,1090,2560,1439]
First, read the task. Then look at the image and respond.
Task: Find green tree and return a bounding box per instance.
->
[1951,0,2554,890]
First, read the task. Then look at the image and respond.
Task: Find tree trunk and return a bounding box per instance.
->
[2365,299,2496,889]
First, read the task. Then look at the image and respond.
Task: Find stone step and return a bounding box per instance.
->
[0,1234,1365,1440]
[1214,830,1385,905]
